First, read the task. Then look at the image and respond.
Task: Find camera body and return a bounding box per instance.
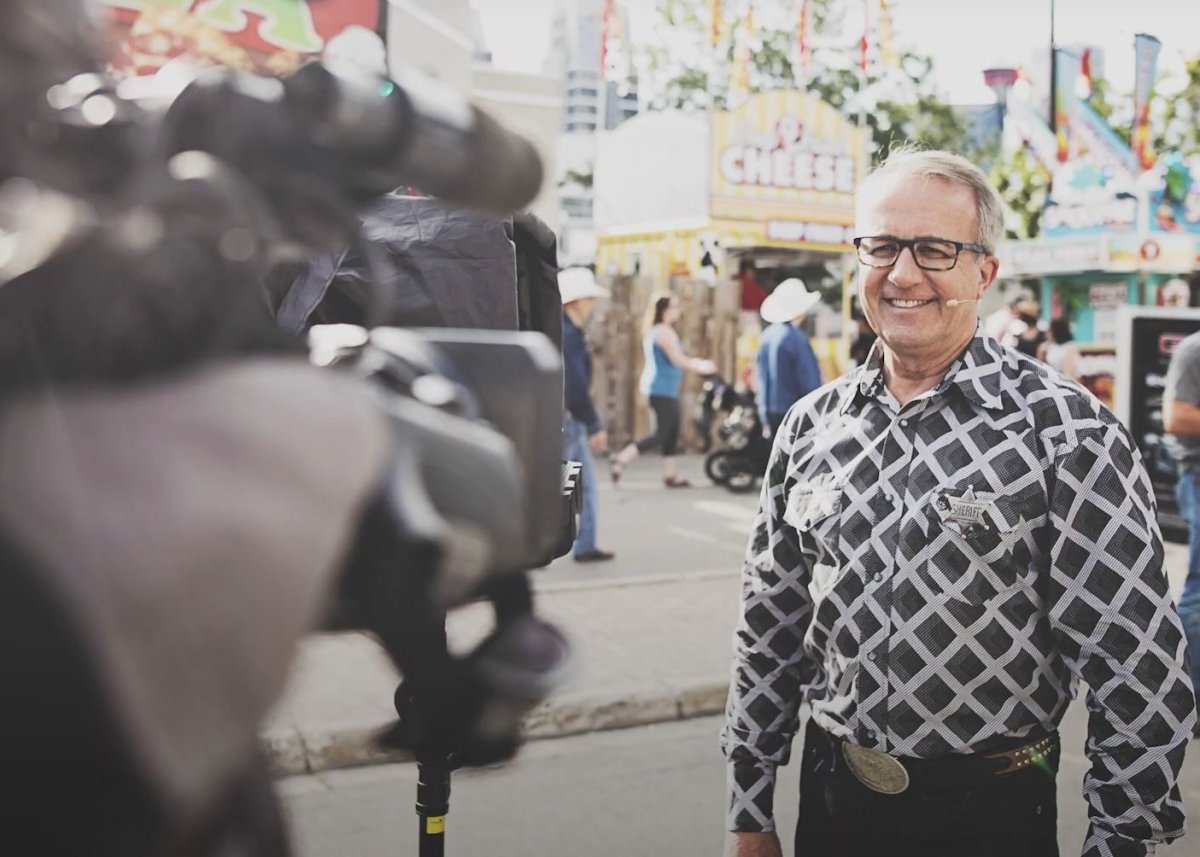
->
[311,323,576,608]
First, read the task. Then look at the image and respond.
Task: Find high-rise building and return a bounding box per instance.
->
[545,0,639,265]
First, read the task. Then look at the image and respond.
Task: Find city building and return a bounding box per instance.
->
[545,0,640,265]
[385,0,562,229]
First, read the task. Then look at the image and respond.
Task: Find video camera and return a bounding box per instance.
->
[157,61,580,750]
[0,32,580,855]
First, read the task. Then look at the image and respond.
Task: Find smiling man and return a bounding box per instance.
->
[721,150,1195,857]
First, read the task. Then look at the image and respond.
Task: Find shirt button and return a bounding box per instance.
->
[882,493,894,503]
[873,573,884,583]
[899,419,908,427]
[867,652,877,662]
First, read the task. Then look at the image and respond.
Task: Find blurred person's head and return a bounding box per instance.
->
[1007,289,1034,309]
[558,267,609,323]
[760,278,820,325]
[652,294,678,326]
[1049,318,1073,344]
[1015,300,1041,326]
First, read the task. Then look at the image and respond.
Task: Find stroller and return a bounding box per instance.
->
[702,383,772,494]
[694,375,741,453]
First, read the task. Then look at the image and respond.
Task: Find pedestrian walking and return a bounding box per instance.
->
[755,279,823,439]
[722,149,1195,857]
[1163,330,1200,727]
[611,294,715,488]
[559,267,615,563]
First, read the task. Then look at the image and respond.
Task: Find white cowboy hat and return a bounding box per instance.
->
[760,278,821,324]
[558,267,610,305]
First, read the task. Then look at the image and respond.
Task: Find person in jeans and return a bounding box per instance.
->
[610,294,715,487]
[1163,330,1200,727]
[755,278,823,439]
[723,149,1195,857]
[559,268,615,563]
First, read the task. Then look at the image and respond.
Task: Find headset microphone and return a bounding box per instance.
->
[945,298,980,306]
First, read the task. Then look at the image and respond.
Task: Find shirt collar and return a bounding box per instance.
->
[840,327,1005,415]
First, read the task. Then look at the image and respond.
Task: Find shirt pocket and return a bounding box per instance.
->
[920,486,1034,607]
[784,475,844,568]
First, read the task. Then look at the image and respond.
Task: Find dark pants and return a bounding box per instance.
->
[795,720,1059,857]
[636,395,681,456]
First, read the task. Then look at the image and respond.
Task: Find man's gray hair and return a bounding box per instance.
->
[858,148,1004,253]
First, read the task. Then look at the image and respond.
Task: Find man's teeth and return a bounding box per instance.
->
[890,298,930,308]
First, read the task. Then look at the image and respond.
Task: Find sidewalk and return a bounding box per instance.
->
[263,454,1191,776]
[264,570,741,776]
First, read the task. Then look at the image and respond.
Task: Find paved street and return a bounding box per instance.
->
[278,709,1200,857]
[537,453,756,587]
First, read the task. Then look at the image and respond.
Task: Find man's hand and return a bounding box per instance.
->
[588,429,608,454]
[723,831,783,857]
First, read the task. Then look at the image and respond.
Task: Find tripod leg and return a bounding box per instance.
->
[416,759,450,857]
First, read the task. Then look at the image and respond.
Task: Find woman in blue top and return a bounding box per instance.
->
[611,295,715,487]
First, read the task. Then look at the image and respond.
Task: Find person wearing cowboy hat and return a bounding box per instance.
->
[755,278,823,439]
[559,267,616,563]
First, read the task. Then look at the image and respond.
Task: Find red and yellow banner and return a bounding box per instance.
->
[796,0,810,81]
[1132,33,1162,170]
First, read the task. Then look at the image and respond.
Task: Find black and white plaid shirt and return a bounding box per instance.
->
[721,333,1196,857]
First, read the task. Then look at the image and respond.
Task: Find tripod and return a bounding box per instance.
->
[392,573,565,855]
[391,618,455,857]
[416,756,452,856]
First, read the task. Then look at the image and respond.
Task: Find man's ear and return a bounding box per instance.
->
[977,255,1000,296]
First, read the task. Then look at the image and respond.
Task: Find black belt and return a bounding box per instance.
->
[810,721,1060,795]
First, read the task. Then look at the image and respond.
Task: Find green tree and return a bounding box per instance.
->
[1155,55,1200,155]
[638,0,974,160]
[558,168,594,189]
[1085,77,1133,147]
[989,145,1049,240]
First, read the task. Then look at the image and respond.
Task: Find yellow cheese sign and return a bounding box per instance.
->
[710,91,868,246]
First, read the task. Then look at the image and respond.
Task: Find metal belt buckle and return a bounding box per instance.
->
[841,741,910,795]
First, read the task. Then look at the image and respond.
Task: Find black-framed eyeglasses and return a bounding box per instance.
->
[852,236,991,271]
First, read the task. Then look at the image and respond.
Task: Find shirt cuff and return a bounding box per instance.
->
[1081,825,1156,857]
[726,761,778,833]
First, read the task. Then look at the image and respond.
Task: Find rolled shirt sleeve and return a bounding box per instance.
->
[1045,421,1196,856]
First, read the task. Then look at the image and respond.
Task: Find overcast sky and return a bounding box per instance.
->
[469,0,1199,105]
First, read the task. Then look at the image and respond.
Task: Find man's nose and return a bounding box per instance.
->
[887,245,923,287]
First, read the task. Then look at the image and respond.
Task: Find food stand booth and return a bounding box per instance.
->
[592,91,869,443]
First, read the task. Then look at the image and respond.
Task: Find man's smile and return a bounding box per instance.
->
[884,297,936,308]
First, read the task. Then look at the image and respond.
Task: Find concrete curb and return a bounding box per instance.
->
[265,677,730,777]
